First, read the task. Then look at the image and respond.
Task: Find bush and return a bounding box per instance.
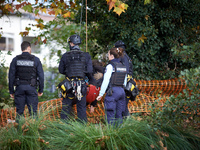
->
[144,66,200,132]
[1,113,200,150]
[0,51,14,109]
[75,0,200,80]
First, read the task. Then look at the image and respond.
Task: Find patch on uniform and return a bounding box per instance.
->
[116,67,126,72]
[104,68,107,73]
[17,60,34,66]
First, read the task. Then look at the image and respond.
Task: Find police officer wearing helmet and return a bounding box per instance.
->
[114,40,139,117]
[97,47,127,125]
[8,41,44,121]
[58,34,94,123]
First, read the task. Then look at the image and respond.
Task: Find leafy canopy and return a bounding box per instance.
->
[74,0,200,80]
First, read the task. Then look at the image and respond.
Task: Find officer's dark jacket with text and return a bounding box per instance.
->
[59,50,93,78]
[9,52,44,94]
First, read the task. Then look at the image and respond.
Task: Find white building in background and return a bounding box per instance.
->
[0,10,59,67]
[0,11,61,92]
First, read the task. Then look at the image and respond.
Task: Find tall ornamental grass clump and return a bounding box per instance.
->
[0,117,162,150]
[1,116,200,149]
[0,116,51,150]
[0,104,200,150]
[41,118,161,150]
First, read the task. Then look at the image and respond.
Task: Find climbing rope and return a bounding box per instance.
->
[79,0,83,35]
[85,0,88,52]
[79,0,87,52]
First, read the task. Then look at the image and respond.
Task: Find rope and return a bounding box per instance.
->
[85,0,88,52]
[79,0,87,52]
[79,0,83,35]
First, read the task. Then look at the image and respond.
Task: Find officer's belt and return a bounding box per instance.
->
[68,77,85,82]
[18,80,31,85]
[111,84,123,87]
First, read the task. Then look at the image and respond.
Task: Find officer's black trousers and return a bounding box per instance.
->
[123,91,131,117]
[14,84,38,119]
[61,92,87,123]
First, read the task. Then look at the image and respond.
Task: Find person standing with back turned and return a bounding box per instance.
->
[58,34,94,123]
[114,40,139,117]
[9,41,44,122]
[96,47,127,125]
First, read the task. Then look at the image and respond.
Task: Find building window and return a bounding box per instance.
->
[0,37,6,50]
[0,33,14,51]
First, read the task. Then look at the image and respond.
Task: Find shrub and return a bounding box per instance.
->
[0,51,14,109]
[144,66,200,132]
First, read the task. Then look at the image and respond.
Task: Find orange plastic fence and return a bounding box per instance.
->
[0,79,188,126]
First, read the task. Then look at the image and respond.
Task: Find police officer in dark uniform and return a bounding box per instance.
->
[58,34,94,123]
[97,47,127,125]
[114,40,139,117]
[9,41,44,121]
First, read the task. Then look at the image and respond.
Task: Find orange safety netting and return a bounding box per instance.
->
[0,79,188,126]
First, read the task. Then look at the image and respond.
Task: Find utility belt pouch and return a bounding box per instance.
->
[125,81,135,92]
[57,78,73,93]
[131,86,139,97]
[30,78,36,87]
[125,78,139,100]
[125,78,136,91]
[107,88,113,96]
[81,84,87,96]
[106,83,113,96]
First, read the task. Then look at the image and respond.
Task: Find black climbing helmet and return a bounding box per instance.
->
[68,34,81,45]
[114,40,126,49]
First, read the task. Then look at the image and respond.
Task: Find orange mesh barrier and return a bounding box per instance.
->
[137,78,187,97]
[0,79,191,126]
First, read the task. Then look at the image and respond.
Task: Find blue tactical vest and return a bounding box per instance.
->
[16,54,36,81]
[109,61,127,87]
[65,50,86,78]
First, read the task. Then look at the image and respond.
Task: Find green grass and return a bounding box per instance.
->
[0,110,199,150]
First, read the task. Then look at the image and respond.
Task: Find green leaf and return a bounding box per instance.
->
[34,9,39,15]
[22,4,33,13]
[144,0,151,5]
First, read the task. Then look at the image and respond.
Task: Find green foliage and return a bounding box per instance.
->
[0,51,14,109]
[38,17,80,51]
[1,113,199,150]
[37,16,98,62]
[0,113,53,149]
[137,42,199,132]
[75,0,200,80]
[160,126,200,150]
[171,42,200,69]
[143,66,200,132]
[38,66,62,102]
[38,90,58,102]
